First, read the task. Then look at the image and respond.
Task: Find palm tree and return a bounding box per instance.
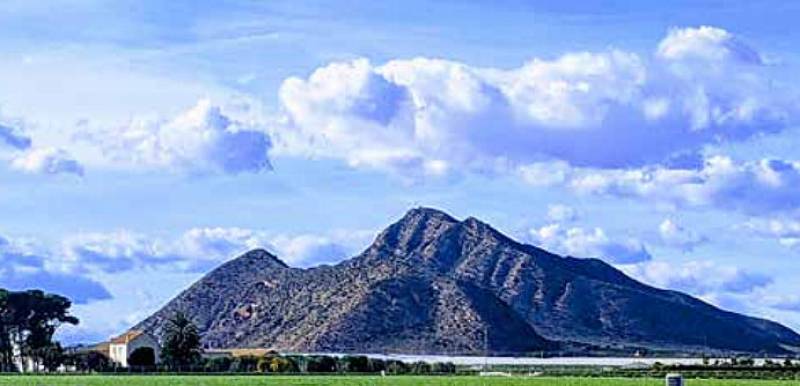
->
[160,312,202,370]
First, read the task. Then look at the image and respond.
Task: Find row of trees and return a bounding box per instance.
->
[154,312,455,374]
[698,357,798,368]
[0,289,78,372]
[64,312,453,374]
[199,354,457,374]
[91,352,457,374]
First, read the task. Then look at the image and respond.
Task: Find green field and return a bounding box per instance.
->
[0,376,797,386]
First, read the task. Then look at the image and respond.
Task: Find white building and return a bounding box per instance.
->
[108,330,161,367]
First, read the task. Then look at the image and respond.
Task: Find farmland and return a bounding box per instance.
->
[0,376,797,386]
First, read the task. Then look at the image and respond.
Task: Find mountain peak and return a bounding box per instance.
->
[238,248,288,268]
[371,207,460,253]
[401,206,458,223]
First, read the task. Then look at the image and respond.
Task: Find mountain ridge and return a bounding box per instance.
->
[136,207,800,355]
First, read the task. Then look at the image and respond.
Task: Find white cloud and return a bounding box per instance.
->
[546,204,578,222]
[59,227,373,274]
[621,260,772,297]
[269,234,349,266]
[61,228,268,274]
[11,147,84,176]
[61,231,177,273]
[522,156,800,215]
[1,116,84,176]
[657,26,762,64]
[177,227,271,261]
[89,99,272,174]
[0,233,111,304]
[658,218,707,251]
[742,218,800,249]
[273,26,792,175]
[529,223,651,264]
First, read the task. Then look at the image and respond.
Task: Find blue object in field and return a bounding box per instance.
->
[666,373,684,386]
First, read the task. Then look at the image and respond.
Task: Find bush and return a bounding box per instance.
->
[432,361,456,374]
[386,360,408,374]
[203,356,232,373]
[306,355,337,373]
[369,358,386,373]
[270,356,298,373]
[256,356,272,373]
[410,361,432,374]
[229,355,259,373]
[284,355,307,372]
[66,351,110,372]
[341,355,370,373]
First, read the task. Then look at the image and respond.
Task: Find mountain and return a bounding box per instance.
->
[136,208,800,355]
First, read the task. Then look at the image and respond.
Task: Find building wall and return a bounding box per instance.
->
[109,343,128,367]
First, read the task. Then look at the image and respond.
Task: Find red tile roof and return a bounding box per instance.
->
[110,330,145,344]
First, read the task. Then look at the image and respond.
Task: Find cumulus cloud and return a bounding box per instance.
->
[1,117,84,176]
[658,219,707,251]
[60,227,371,274]
[179,228,371,267]
[269,234,350,266]
[61,229,263,274]
[11,147,84,176]
[274,26,792,175]
[657,26,762,64]
[742,218,800,249]
[621,260,772,296]
[521,156,800,215]
[61,231,178,273]
[546,204,578,222]
[0,234,111,304]
[529,223,652,264]
[177,227,271,261]
[93,99,272,174]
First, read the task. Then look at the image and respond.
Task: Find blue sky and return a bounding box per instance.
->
[2,0,800,343]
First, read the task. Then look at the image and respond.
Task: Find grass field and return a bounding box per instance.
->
[0,376,797,386]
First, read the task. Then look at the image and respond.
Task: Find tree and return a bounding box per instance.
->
[0,289,78,372]
[410,361,432,374]
[0,290,12,372]
[229,355,258,372]
[203,356,232,373]
[70,351,110,372]
[269,356,297,373]
[369,358,386,373]
[39,343,65,372]
[256,356,272,373]
[432,361,456,374]
[128,347,156,368]
[160,312,203,369]
[385,360,408,374]
[306,355,337,373]
[341,355,370,373]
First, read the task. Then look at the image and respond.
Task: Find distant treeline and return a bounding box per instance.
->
[472,358,800,381]
[66,351,457,375]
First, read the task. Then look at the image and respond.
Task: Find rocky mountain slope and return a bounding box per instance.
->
[137,208,800,355]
